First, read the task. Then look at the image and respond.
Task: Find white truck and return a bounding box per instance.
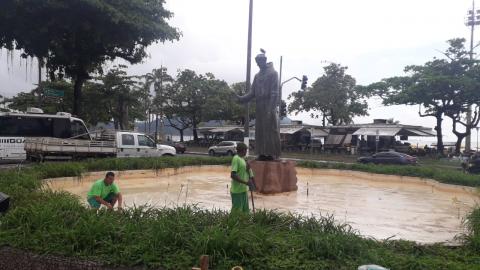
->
[24,130,176,161]
[0,108,176,162]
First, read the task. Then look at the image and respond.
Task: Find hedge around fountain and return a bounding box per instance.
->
[0,156,479,270]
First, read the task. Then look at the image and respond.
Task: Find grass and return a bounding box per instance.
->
[0,156,480,269]
[297,161,480,187]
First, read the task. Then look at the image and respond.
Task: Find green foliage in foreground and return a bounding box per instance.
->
[0,156,480,269]
[297,161,480,187]
[1,202,480,270]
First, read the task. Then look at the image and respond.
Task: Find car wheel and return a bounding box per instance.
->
[162,153,174,157]
[227,150,234,156]
[209,150,215,156]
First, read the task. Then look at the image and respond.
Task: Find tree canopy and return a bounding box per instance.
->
[368,38,480,154]
[0,0,180,116]
[288,63,369,126]
[2,66,145,129]
[162,70,238,141]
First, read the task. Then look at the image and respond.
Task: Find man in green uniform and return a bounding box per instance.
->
[87,172,123,210]
[230,143,254,213]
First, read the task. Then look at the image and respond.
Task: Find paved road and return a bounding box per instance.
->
[0,162,29,170]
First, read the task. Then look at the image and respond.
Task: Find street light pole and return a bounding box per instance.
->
[244,0,253,154]
[465,0,479,152]
[476,127,479,152]
[278,56,283,129]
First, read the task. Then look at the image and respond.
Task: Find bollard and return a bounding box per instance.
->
[192,255,209,270]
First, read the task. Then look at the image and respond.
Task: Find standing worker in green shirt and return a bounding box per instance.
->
[230,143,254,213]
[87,172,123,210]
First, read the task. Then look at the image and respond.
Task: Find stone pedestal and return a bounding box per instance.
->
[249,160,298,194]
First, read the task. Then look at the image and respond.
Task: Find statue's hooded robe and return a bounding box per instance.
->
[239,62,281,159]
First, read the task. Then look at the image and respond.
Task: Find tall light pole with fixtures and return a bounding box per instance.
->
[465,0,480,152]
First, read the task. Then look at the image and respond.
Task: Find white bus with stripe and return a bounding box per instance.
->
[0,108,90,161]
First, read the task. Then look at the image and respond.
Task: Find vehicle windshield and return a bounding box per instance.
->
[138,135,156,147]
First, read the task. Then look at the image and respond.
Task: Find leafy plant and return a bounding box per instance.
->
[0,156,479,269]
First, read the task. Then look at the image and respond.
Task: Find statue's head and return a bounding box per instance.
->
[255,49,268,70]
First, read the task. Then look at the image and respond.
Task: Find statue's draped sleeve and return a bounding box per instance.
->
[237,77,256,103]
[269,72,279,110]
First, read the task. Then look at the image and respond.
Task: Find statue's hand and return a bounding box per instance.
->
[231,92,241,102]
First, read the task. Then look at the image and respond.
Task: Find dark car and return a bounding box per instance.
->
[463,153,480,173]
[164,141,186,154]
[357,151,417,165]
[173,142,186,154]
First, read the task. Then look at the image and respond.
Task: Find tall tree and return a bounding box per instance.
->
[98,66,144,130]
[2,80,112,126]
[0,0,180,116]
[369,38,480,154]
[162,70,240,141]
[288,63,369,126]
[145,67,174,137]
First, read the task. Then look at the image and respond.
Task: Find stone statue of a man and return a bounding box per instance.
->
[236,50,281,160]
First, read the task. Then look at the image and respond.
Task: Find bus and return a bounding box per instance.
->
[0,108,91,161]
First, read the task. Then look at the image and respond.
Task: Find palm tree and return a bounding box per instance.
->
[143,67,174,141]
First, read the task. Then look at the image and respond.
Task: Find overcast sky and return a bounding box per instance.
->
[0,0,478,143]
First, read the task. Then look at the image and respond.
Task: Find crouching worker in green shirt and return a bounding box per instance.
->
[87,172,123,210]
[230,143,254,213]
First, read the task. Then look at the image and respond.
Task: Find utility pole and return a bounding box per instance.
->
[37,57,43,107]
[278,56,283,151]
[160,66,165,142]
[244,0,253,154]
[155,66,163,143]
[278,56,283,130]
[465,0,480,152]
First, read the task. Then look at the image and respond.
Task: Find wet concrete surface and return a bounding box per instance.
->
[47,165,479,244]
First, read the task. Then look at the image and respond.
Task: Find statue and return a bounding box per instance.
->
[236,49,281,160]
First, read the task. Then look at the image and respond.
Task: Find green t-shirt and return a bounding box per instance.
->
[87,179,120,199]
[231,155,253,194]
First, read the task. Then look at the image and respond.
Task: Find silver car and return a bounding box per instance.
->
[208,141,240,156]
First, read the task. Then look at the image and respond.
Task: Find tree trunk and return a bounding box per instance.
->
[455,135,466,154]
[123,103,129,130]
[193,122,199,142]
[155,113,159,142]
[179,129,184,142]
[73,75,86,117]
[435,113,444,156]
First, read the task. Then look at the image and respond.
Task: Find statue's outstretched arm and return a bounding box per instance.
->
[236,78,256,103]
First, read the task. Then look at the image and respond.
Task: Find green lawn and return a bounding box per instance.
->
[188,146,465,170]
[0,156,479,269]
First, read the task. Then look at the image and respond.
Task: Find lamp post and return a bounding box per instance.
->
[465,0,480,152]
[244,0,253,154]
[476,126,479,152]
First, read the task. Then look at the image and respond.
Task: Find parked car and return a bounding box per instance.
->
[164,141,186,154]
[208,141,240,156]
[357,151,417,165]
[462,153,480,173]
[174,142,186,154]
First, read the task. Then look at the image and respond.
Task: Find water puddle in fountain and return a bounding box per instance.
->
[47,165,479,244]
